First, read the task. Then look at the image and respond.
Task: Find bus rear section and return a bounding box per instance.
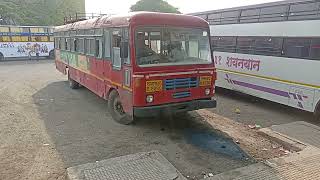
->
[54,12,217,124]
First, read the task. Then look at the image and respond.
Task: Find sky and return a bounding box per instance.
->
[86,0,283,14]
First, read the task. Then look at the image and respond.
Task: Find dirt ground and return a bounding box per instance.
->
[0,60,252,180]
[0,60,314,180]
[195,110,290,161]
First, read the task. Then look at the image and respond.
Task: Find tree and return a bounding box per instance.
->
[130,0,180,14]
[0,0,85,26]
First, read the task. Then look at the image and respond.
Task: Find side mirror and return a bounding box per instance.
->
[120,41,129,59]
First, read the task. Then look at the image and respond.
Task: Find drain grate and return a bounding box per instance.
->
[67,151,186,180]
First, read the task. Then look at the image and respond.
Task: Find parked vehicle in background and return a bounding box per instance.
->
[0,25,54,60]
[191,0,320,118]
[54,12,217,124]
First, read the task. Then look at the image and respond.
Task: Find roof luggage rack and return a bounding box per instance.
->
[64,13,108,24]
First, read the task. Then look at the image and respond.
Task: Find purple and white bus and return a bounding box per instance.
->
[192,0,320,117]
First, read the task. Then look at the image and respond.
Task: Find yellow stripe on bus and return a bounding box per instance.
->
[123,86,133,92]
[63,63,133,92]
[217,68,320,89]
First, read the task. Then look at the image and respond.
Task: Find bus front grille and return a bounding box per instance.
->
[164,77,198,90]
[173,91,191,99]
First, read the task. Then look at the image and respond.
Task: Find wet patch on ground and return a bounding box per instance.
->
[185,128,249,160]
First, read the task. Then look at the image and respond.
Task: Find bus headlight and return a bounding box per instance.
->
[205,88,211,95]
[146,95,154,103]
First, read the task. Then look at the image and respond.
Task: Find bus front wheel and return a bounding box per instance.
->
[68,72,79,89]
[108,90,133,125]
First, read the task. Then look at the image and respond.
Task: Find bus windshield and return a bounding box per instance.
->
[135,27,212,67]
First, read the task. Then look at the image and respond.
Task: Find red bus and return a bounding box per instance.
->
[54,12,217,124]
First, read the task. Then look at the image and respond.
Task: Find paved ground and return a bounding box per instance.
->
[209,121,320,180]
[0,60,251,180]
[271,121,320,148]
[211,88,318,128]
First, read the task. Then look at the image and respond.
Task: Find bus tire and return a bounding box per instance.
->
[49,50,55,59]
[108,90,133,125]
[68,72,79,89]
[0,53,4,61]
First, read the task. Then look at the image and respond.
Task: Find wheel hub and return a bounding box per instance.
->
[114,99,125,116]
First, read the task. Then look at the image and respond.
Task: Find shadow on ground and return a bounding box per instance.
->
[32,81,252,178]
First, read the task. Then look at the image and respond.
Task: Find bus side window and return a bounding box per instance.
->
[95,38,103,59]
[77,38,84,54]
[12,36,21,42]
[85,38,95,56]
[58,38,61,49]
[40,36,48,42]
[122,28,130,64]
[69,38,74,52]
[73,39,77,52]
[65,38,68,51]
[61,38,66,50]
[0,36,11,42]
[112,30,121,69]
[283,38,311,59]
[21,36,29,42]
[310,38,320,60]
[104,30,111,58]
[66,38,72,51]
[0,27,10,33]
[31,36,44,42]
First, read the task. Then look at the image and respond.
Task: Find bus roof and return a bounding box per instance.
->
[55,12,209,32]
[190,0,320,25]
[189,0,316,16]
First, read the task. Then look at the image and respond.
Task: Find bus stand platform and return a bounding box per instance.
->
[208,121,320,180]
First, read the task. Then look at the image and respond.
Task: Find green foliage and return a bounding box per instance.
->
[0,0,85,26]
[130,0,180,14]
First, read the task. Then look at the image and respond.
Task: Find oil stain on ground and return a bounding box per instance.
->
[185,129,249,160]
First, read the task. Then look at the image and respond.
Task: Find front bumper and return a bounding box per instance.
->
[133,98,217,117]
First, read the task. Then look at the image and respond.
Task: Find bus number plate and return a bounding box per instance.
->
[146,80,163,93]
[199,76,212,86]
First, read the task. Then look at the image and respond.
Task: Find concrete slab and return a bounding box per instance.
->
[67,151,186,180]
[207,121,320,180]
[270,121,320,148]
[208,147,320,180]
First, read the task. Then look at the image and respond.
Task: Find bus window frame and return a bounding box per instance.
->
[78,38,85,54]
[212,36,320,61]
[122,28,130,65]
[111,28,122,70]
[0,36,11,42]
[104,29,111,59]
[84,36,95,57]
[66,37,72,51]
[95,37,103,59]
